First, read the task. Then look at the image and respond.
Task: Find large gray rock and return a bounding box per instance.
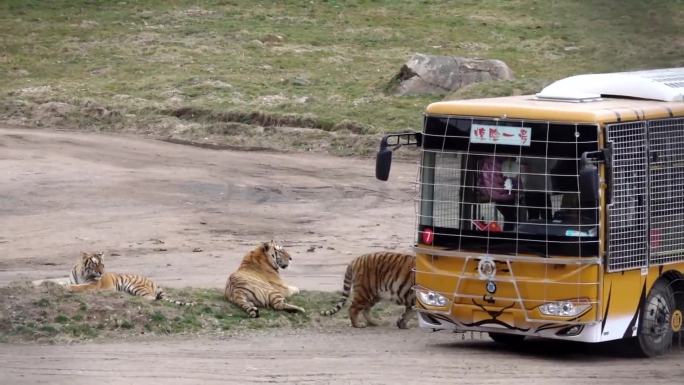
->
[390,54,514,96]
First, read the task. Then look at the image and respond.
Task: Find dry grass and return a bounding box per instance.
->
[0,0,682,155]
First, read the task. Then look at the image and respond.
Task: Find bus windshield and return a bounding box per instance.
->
[418,117,600,257]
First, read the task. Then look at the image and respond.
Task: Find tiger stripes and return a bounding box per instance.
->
[321,252,416,328]
[224,241,304,318]
[68,252,194,306]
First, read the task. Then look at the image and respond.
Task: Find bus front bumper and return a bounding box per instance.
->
[417,309,603,343]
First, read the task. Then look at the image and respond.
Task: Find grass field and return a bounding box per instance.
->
[0,281,403,343]
[1,0,682,155]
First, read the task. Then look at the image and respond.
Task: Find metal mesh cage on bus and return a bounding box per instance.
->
[416,116,600,259]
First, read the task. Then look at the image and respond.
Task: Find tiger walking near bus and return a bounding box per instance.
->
[321,252,416,329]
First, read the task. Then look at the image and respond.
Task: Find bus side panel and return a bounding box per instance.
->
[600,270,645,342]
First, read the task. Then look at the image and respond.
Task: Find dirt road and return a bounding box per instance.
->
[1,127,682,384]
[0,126,416,290]
[1,328,682,385]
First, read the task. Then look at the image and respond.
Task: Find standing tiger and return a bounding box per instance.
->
[224,241,304,318]
[321,252,415,329]
[68,251,194,306]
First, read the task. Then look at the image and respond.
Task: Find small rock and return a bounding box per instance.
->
[246,39,265,48]
[192,247,203,252]
[306,246,316,252]
[290,77,311,86]
[258,94,289,105]
[259,33,285,45]
[154,248,168,252]
[294,96,314,104]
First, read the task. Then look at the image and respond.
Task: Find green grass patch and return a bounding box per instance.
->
[0,1,681,155]
[0,281,399,343]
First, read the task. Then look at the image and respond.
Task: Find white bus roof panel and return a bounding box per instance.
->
[537,67,684,102]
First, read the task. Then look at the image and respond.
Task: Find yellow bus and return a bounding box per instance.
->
[376,68,684,356]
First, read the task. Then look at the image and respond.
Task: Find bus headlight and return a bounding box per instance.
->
[417,289,448,307]
[538,298,591,317]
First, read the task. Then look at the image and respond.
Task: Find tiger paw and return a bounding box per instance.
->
[288,285,300,295]
[396,319,409,329]
[248,307,260,318]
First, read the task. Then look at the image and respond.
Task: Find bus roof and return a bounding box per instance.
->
[426,68,684,124]
[426,95,684,124]
[538,67,684,102]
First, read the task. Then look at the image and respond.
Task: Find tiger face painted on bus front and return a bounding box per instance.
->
[224,241,303,318]
[68,252,193,306]
[321,252,415,329]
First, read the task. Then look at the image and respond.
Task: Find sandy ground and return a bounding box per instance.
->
[1,329,682,385]
[0,126,417,291]
[1,126,682,384]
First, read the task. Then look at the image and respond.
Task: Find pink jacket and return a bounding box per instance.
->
[478,157,519,202]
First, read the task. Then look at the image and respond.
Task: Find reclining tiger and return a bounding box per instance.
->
[321,251,416,328]
[68,251,194,306]
[224,240,304,317]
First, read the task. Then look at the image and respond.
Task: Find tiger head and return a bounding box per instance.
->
[263,240,292,270]
[80,251,105,280]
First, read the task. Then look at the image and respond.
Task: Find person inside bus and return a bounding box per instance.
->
[544,159,578,222]
[478,156,521,231]
[523,157,554,222]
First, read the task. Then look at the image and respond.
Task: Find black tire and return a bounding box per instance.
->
[635,279,676,357]
[489,332,526,345]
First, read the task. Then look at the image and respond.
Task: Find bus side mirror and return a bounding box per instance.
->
[375,132,421,181]
[376,146,393,181]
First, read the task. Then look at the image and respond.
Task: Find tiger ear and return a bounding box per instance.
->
[262,242,271,251]
[81,251,89,259]
[97,251,104,261]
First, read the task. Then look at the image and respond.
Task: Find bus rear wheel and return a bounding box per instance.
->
[488,332,526,345]
[635,280,675,357]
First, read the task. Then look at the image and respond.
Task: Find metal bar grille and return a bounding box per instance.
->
[606,121,649,272]
[649,118,684,265]
[415,117,600,257]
